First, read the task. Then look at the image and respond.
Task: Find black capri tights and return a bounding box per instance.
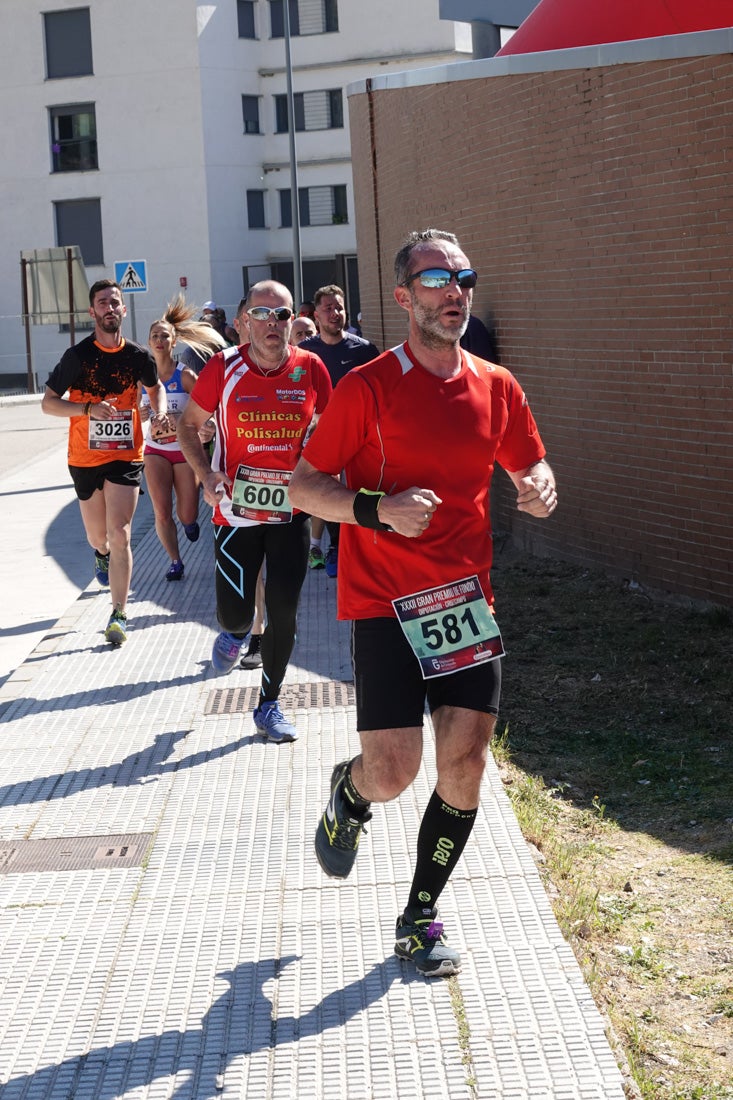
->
[214,512,310,701]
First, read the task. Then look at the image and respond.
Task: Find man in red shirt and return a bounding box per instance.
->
[289,230,557,976]
[177,282,331,743]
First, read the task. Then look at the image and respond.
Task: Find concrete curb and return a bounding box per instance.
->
[0,392,43,407]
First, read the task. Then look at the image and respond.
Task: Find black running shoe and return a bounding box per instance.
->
[314,761,371,878]
[394,907,461,977]
[239,633,262,669]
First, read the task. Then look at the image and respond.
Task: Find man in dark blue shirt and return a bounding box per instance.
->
[300,285,379,576]
[301,286,379,386]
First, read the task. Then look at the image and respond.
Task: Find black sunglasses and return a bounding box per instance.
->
[403,267,478,290]
[246,306,293,322]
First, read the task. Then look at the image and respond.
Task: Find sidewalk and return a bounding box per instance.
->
[0,509,627,1099]
[0,407,101,683]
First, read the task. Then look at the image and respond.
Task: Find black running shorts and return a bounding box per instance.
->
[352,616,502,731]
[69,461,144,501]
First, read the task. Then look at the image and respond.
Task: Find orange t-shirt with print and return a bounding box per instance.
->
[46,335,158,467]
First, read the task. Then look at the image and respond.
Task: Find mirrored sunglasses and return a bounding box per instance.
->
[246,306,293,322]
[404,268,478,290]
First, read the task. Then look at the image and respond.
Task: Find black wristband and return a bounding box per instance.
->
[353,489,392,531]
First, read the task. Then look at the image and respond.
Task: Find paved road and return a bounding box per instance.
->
[0,396,152,683]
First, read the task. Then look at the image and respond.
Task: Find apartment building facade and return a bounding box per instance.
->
[0,0,471,386]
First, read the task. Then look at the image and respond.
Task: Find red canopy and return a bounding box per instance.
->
[497,0,733,55]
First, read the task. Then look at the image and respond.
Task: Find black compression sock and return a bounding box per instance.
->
[406,790,478,913]
[343,761,371,813]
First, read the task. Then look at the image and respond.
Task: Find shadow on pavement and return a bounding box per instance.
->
[1,956,415,1099]
[0,729,275,810]
[1,670,207,722]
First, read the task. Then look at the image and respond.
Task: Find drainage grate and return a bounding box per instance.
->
[205,681,355,716]
[0,833,154,875]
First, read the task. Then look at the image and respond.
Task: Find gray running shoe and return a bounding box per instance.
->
[105,608,128,647]
[314,761,371,878]
[394,907,461,977]
[211,631,244,674]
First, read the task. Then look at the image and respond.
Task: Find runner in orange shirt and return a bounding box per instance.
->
[42,279,169,646]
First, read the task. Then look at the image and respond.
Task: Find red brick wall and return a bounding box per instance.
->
[349,54,733,606]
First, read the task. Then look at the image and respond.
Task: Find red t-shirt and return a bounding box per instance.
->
[301,342,547,619]
[192,343,332,527]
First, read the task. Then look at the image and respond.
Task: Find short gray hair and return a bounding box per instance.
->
[393,229,459,286]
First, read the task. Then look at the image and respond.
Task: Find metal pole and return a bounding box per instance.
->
[283,1,303,307]
[20,258,35,394]
[129,296,137,342]
[66,247,75,346]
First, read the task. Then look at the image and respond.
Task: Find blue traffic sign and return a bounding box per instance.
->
[114,260,148,294]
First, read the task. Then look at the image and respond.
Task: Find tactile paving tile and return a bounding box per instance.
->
[0,504,626,1098]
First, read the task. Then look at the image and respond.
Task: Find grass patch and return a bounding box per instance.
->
[491,549,733,1099]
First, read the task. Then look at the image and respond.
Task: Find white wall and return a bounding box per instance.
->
[0,0,211,383]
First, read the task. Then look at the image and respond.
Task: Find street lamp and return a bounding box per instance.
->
[283,2,303,307]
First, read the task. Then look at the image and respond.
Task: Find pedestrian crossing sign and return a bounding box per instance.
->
[114,260,148,293]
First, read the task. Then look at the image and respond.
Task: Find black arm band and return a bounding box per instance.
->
[352,489,392,531]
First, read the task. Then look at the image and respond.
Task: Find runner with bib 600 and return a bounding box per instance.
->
[289,229,557,977]
[177,281,332,744]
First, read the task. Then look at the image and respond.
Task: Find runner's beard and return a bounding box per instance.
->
[412,298,469,350]
[97,314,123,334]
